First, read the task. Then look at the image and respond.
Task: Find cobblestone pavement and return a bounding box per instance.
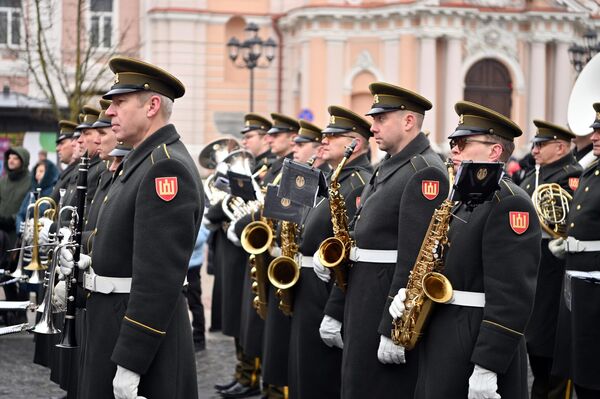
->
[0,330,253,399]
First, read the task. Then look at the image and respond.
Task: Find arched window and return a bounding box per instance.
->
[224,16,246,82]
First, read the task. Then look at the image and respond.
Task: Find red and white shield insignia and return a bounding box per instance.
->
[568,177,579,191]
[421,180,439,200]
[155,177,178,202]
[509,211,529,235]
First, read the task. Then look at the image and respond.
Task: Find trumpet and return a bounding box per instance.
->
[24,197,58,284]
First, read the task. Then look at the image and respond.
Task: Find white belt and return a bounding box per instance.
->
[297,254,314,268]
[565,237,600,253]
[83,268,132,294]
[349,247,397,263]
[445,290,486,308]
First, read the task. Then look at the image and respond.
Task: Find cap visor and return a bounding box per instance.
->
[293,136,314,143]
[92,120,112,129]
[447,129,483,139]
[322,126,350,134]
[365,107,397,116]
[102,87,140,100]
[531,136,552,144]
[75,122,92,130]
[241,126,260,134]
[108,148,130,157]
[267,127,289,134]
[589,122,600,130]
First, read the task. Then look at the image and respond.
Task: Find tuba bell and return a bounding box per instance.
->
[199,138,240,205]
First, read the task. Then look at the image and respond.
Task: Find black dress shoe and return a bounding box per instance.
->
[220,382,260,398]
[214,379,238,392]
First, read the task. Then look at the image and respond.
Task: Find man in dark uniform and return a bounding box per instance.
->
[551,102,600,399]
[75,105,107,214]
[229,113,298,399]
[289,107,372,399]
[50,121,79,204]
[327,82,448,399]
[210,113,273,398]
[390,101,541,398]
[520,120,581,399]
[60,56,202,399]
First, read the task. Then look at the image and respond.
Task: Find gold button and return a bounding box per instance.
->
[119,170,123,176]
[104,195,108,203]
[577,204,581,210]
[91,199,94,204]
[94,228,98,233]
[585,187,589,192]
[595,170,599,175]
[570,222,575,228]
[526,184,530,190]
[376,171,379,177]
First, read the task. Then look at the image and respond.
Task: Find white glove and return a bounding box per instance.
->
[113,365,141,399]
[268,244,281,258]
[377,335,406,364]
[389,288,407,319]
[52,280,67,312]
[319,315,343,349]
[312,250,330,283]
[38,219,55,245]
[59,248,91,276]
[548,238,566,260]
[468,364,501,399]
[226,223,241,246]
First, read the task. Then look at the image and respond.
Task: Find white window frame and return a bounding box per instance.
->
[0,2,23,49]
[88,0,117,50]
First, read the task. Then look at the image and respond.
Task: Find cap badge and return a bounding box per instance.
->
[373,94,380,104]
[421,180,439,201]
[114,73,119,85]
[458,114,464,125]
[280,198,291,208]
[568,177,579,191]
[476,167,488,181]
[509,211,529,235]
[330,115,336,124]
[596,112,600,120]
[155,177,178,202]
[245,120,250,126]
[295,175,305,189]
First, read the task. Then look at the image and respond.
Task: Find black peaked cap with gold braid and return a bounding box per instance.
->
[268,113,300,134]
[532,119,575,143]
[75,106,101,131]
[57,120,78,143]
[103,56,185,101]
[241,113,273,134]
[366,82,432,116]
[92,99,112,128]
[449,101,522,142]
[324,105,372,139]
[295,120,323,143]
[590,102,600,129]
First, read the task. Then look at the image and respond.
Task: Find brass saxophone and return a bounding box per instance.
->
[317,140,357,292]
[391,161,455,350]
[267,220,299,316]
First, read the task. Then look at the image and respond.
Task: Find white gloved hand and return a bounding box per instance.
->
[468,364,501,399]
[38,219,55,245]
[52,280,67,312]
[59,248,91,276]
[319,315,343,349]
[269,244,281,258]
[226,223,241,246]
[377,335,406,364]
[389,288,407,319]
[312,250,330,283]
[548,238,566,260]
[113,365,141,399]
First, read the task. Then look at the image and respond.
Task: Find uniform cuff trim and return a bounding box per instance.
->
[482,319,522,336]
[124,315,166,335]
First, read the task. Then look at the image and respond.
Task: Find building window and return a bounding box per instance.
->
[0,0,21,47]
[90,0,113,48]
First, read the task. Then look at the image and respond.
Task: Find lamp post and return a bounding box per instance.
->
[568,28,600,73]
[227,22,277,112]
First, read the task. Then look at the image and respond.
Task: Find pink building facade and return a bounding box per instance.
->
[2,0,599,158]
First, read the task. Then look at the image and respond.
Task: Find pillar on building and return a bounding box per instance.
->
[553,40,572,126]
[443,35,463,143]
[326,37,346,108]
[528,39,547,136]
[418,34,438,135]
[382,34,401,85]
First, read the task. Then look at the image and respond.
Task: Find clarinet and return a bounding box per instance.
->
[57,154,89,348]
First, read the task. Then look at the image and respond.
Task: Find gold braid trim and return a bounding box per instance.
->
[124,315,166,335]
[482,319,522,336]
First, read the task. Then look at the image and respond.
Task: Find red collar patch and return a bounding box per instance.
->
[568,177,579,191]
[509,211,529,235]
[155,177,178,202]
[422,180,440,200]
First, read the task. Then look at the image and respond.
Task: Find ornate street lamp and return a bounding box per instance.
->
[568,28,600,73]
[227,22,277,112]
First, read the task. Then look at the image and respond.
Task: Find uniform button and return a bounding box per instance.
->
[376,171,379,177]
[526,184,530,190]
[577,204,581,210]
[570,222,575,228]
[91,199,94,204]
[357,215,361,220]
[585,186,589,192]
[119,170,123,176]
[595,170,599,176]
[104,195,108,203]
